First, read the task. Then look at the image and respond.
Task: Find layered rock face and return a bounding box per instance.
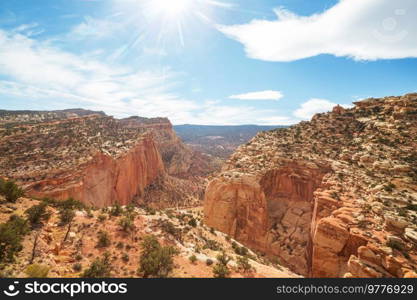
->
[205,93,417,277]
[205,162,329,275]
[0,112,164,207]
[120,116,216,178]
[27,134,164,207]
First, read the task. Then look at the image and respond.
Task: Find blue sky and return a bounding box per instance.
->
[0,0,416,125]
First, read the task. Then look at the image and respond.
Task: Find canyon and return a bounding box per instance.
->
[0,110,211,208]
[1,93,416,278]
[205,94,417,278]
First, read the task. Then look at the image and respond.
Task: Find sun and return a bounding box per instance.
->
[117,0,234,49]
[149,0,193,18]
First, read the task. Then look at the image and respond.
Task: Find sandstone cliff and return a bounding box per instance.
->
[204,93,417,278]
[27,134,164,207]
[120,116,216,178]
[0,113,165,207]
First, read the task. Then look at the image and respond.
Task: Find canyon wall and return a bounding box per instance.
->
[26,134,164,207]
[204,94,417,278]
[204,162,329,275]
[1,110,214,208]
[120,116,216,178]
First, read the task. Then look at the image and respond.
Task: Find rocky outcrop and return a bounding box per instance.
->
[27,134,164,207]
[205,162,329,275]
[0,110,206,208]
[120,116,216,178]
[204,93,417,278]
[0,110,190,207]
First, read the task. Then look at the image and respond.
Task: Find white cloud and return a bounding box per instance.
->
[293,98,352,120]
[183,104,295,126]
[0,28,198,123]
[229,90,283,101]
[0,28,294,125]
[69,16,120,39]
[218,0,417,61]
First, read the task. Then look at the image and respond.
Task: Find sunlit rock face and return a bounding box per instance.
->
[205,93,417,278]
[204,163,328,276]
[27,134,164,207]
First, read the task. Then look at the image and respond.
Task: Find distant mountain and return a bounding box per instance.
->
[0,108,106,125]
[174,124,287,159]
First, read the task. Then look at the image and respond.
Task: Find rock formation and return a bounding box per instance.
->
[204,93,417,277]
[0,110,211,208]
[120,116,216,178]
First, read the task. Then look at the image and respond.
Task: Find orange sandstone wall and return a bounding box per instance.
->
[27,135,164,207]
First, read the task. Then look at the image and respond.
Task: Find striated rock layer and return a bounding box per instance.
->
[205,93,417,277]
[0,110,210,208]
[27,134,164,207]
[0,112,165,207]
[120,116,216,178]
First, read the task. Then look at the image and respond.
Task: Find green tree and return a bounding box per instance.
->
[59,208,75,226]
[59,198,84,210]
[236,256,253,274]
[188,218,197,227]
[138,235,177,278]
[0,215,29,263]
[109,204,123,216]
[212,252,231,278]
[0,180,24,203]
[189,255,197,264]
[25,202,51,227]
[118,215,134,233]
[82,252,112,278]
[96,231,110,248]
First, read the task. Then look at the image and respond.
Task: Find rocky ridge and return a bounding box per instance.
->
[204,93,417,277]
[0,110,211,208]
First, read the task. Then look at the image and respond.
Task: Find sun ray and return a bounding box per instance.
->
[115,0,244,51]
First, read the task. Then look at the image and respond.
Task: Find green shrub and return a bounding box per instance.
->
[212,252,231,278]
[25,202,51,226]
[109,204,123,217]
[189,255,197,264]
[59,208,75,226]
[0,180,24,203]
[0,178,4,193]
[160,220,181,240]
[0,215,29,263]
[213,264,230,278]
[59,198,84,210]
[203,239,220,251]
[82,252,112,278]
[119,216,134,233]
[188,218,197,227]
[406,204,417,211]
[73,263,82,272]
[96,231,110,248]
[232,242,248,256]
[25,264,50,278]
[98,214,107,222]
[236,256,253,273]
[138,235,177,278]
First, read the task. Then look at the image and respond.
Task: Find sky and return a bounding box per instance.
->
[0,0,416,125]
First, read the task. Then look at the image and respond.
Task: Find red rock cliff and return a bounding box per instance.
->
[26,134,164,207]
[204,94,417,278]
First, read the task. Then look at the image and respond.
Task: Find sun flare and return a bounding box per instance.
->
[150,0,192,18]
